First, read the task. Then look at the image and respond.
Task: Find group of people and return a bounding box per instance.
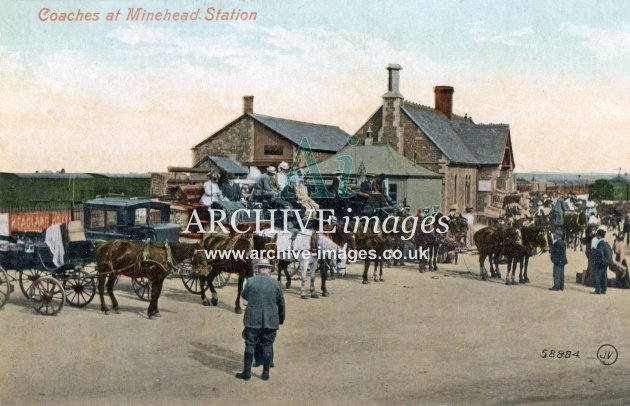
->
[548,224,628,294]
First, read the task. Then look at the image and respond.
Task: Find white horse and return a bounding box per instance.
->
[261,228,350,299]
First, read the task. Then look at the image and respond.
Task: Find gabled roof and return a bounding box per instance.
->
[401,102,510,166]
[194,156,248,175]
[251,113,349,152]
[305,143,442,178]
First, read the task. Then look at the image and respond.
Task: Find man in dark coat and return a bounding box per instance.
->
[236,259,285,381]
[591,225,612,294]
[549,230,568,291]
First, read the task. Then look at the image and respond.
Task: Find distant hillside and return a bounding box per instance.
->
[515,172,628,185]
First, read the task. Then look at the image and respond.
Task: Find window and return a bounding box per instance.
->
[465,175,471,207]
[89,210,117,229]
[388,183,398,202]
[264,145,284,155]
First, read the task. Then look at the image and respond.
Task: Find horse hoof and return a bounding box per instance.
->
[153,311,161,317]
[235,308,242,314]
[285,281,291,289]
[103,309,110,315]
[524,278,531,283]
[211,298,218,306]
[373,278,378,282]
[202,299,211,306]
[301,294,308,299]
[310,292,319,299]
[322,290,329,297]
[505,280,510,285]
[379,278,385,282]
[362,280,370,285]
[112,308,121,314]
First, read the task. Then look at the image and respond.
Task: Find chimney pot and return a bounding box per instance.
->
[434,86,454,119]
[243,95,254,115]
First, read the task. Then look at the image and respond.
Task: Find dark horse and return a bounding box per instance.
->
[502,225,549,285]
[95,241,206,318]
[564,212,587,251]
[350,220,390,284]
[473,226,509,280]
[199,233,257,314]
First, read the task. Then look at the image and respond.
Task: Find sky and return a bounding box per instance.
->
[1,0,629,174]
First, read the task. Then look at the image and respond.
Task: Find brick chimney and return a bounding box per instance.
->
[379,64,404,151]
[243,95,254,115]
[434,86,454,119]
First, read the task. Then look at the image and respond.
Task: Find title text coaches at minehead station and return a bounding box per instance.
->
[37,7,258,22]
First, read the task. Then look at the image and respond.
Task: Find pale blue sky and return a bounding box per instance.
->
[1,0,629,172]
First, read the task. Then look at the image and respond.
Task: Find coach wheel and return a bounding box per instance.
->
[64,270,96,307]
[181,273,203,293]
[0,267,10,309]
[132,277,151,301]
[212,272,231,289]
[29,276,65,316]
[19,268,46,298]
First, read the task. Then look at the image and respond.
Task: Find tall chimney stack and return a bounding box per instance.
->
[243,95,254,115]
[384,64,403,97]
[434,86,454,119]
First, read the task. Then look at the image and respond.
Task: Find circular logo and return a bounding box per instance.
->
[597,344,618,366]
[347,135,359,146]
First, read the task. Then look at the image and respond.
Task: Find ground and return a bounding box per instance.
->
[1,238,629,405]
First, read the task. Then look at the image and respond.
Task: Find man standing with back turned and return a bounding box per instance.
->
[549,230,567,291]
[236,259,285,381]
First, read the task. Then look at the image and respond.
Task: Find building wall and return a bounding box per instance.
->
[399,112,446,175]
[404,177,443,213]
[252,121,294,166]
[442,166,477,213]
[355,109,383,144]
[192,116,253,165]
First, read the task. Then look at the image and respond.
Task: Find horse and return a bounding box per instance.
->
[95,241,206,318]
[502,225,549,285]
[564,211,587,251]
[275,223,355,297]
[437,216,469,264]
[199,233,255,313]
[414,214,447,273]
[473,226,510,280]
[348,219,391,284]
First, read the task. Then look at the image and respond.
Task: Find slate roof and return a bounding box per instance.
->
[401,102,510,165]
[250,113,349,152]
[304,143,442,178]
[194,156,248,175]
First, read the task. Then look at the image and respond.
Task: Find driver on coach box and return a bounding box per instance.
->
[250,166,279,203]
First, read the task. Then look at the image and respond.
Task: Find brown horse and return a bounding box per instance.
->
[95,241,206,318]
[473,226,509,280]
[352,222,390,284]
[564,212,587,251]
[502,226,549,285]
[199,234,254,313]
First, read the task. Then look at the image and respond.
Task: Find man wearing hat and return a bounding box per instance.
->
[251,166,279,203]
[549,230,568,291]
[236,259,285,381]
[591,225,612,294]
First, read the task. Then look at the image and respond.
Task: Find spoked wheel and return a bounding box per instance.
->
[29,276,65,316]
[19,268,46,298]
[131,277,151,301]
[212,272,231,289]
[178,260,203,293]
[63,270,96,307]
[0,266,10,309]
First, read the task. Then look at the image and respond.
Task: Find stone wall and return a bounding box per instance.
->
[192,116,252,165]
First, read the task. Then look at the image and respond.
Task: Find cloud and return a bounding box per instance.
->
[560,23,630,61]
[469,22,536,48]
